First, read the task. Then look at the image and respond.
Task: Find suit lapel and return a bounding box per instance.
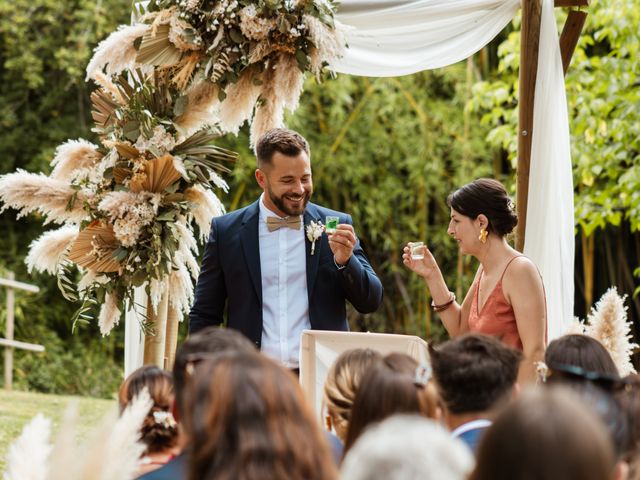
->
[304,204,323,297]
[240,201,262,303]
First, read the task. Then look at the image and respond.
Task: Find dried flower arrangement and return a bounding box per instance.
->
[85,0,346,144]
[0,71,236,336]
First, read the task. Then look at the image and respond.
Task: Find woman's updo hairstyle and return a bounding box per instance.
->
[447,178,518,237]
[118,365,178,454]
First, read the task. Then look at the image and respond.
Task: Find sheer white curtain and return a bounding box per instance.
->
[333,0,520,76]
[524,0,575,340]
[332,0,575,341]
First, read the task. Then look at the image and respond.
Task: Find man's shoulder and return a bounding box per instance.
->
[136,453,186,480]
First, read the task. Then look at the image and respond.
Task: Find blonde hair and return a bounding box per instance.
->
[323,349,382,441]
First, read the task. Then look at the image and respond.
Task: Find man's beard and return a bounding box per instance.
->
[268,187,311,216]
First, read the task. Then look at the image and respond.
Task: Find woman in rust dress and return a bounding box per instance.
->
[403,179,546,383]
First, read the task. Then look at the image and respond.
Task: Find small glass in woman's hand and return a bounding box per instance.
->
[325,216,339,234]
[410,242,425,260]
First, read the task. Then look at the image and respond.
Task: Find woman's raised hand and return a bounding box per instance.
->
[402,243,440,279]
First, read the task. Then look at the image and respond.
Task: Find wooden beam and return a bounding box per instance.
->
[0,277,39,293]
[0,338,45,353]
[554,0,588,7]
[560,10,588,75]
[4,272,15,390]
[516,0,543,252]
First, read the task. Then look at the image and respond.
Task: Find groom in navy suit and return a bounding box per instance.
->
[189,128,383,368]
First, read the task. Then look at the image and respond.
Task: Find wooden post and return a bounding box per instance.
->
[164,306,180,370]
[143,291,169,367]
[516,0,543,252]
[560,10,588,75]
[4,272,15,390]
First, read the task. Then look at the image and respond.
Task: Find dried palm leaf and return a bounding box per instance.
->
[114,142,141,159]
[136,24,182,66]
[129,154,182,193]
[172,51,202,90]
[68,222,121,273]
[113,167,132,184]
[90,88,120,129]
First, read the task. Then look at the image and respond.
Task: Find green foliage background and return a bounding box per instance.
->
[1,0,638,396]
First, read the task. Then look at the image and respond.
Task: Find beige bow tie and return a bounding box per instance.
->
[266,216,302,232]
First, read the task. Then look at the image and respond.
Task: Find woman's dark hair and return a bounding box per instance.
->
[185,351,337,480]
[118,365,178,454]
[472,388,616,480]
[447,178,518,237]
[546,334,619,377]
[343,353,439,456]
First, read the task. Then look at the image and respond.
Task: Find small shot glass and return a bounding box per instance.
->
[325,216,339,234]
[410,242,425,260]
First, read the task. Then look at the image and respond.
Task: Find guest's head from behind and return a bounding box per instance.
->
[429,333,522,424]
[472,387,620,480]
[344,353,440,456]
[255,128,312,217]
[323,348,382,441]
[340,415,474,480]
[545,334,620,380]
[446,178,517,253]
[118,365,179,476]
[173,326,256,420]
[186,351,337,480]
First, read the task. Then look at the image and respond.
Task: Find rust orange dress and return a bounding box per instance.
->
[468,256,523,350]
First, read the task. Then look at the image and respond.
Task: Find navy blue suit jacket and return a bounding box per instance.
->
[189,201,383,347]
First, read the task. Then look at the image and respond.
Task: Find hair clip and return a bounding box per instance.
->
[153,410,177,428]
[413,363,432,387]
[535,361,549,383]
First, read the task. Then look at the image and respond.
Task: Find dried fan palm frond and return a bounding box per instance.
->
[4,413,52,480]
[98,292,122,336]
[114,142,141,159]
[85,24,150,81]
[0,170,88,225]
[67,222,121,273]
[251,59,285,147]
[184,185,225,240]
[174,80,220,135]
[92,72,126,105]
[218,67,261,134]
[129,154,182,193]
[172,51,202,90]
[585,287,638,375]
[90,88,120,129]
[248,41,277,64]
[50,139,102,181]
[26,226,78,275]
[136,23,183,66]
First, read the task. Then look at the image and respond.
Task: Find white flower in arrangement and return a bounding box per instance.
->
[306,220,324,255]
[239,5,276,41]
[134,126,176,154]
[98,191,161,247]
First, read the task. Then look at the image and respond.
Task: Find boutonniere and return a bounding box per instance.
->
[306,220,324,255]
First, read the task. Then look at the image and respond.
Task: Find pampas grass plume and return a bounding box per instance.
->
[47,404,80,480]
[218,70,261,134]
[184,185,225,241]
[50,140,101,181]
[98,293,122,336]
[86,24,150,81]
[5,413,52,480]
[26,226,78,275]
[585,287,638,375]
[0,170,87,225]
[174,80,220,136]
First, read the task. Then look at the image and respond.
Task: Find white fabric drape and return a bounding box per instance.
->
[524,0,575,340]
[333,0,520,76]
[333,0,575,341]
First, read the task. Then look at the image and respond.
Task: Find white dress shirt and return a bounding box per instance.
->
[258,195,310,368]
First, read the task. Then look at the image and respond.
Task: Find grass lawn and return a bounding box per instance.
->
[0,389,115,473]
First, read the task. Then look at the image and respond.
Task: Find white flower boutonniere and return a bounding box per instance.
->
[306,221,324,255]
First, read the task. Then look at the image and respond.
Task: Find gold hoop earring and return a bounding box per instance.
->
[478,228,488,244]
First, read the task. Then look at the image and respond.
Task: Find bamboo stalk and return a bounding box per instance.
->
[143,291,169,367]
[581,231,595,311]
[164,306,180,370]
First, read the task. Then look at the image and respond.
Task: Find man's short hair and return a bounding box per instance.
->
[255,128,310,168]
[173,326,255,416]
[429,333,522,414]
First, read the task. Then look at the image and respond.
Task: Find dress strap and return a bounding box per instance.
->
[499,255,524,282]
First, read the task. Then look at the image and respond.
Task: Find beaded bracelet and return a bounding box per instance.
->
[431,291,456,313]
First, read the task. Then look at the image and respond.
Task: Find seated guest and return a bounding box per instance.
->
[343,353,440,457]
[472,388,622,480]
[340,415,473,480]
[137,326,256,480]
[544,334,620,379]
[186,351,338,480]
[323,348,382,442]
[617,375,640,480]
[119,365,180,478]
[429,333,521,453]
